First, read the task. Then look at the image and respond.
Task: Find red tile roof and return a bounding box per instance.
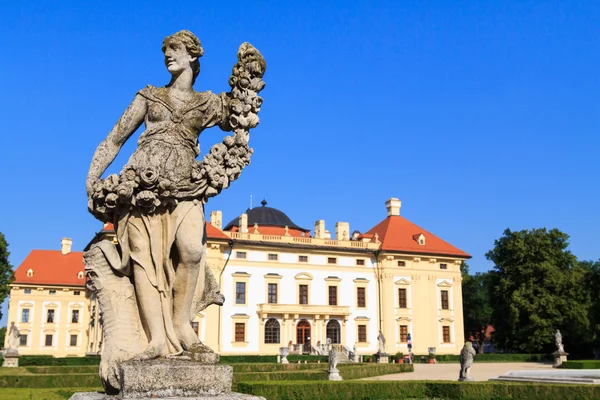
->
[14,250,85,287]
[364,216,470,258]
[101,222,229,240]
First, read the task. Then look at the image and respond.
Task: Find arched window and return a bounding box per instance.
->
[326,320,341,344]
[264,318,280,344]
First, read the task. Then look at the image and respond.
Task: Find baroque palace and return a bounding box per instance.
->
[5,198,470,357]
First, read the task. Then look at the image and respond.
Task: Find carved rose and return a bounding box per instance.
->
[103,174,120,192]
[115,182,135,201]
[140,167,159,188]
[105,193,119,209]
[207,167,228,189]
[136,190,160,212]
[122,168,137,182]
[223,136,235,147]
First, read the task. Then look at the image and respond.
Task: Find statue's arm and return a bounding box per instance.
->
[86,95,147,195]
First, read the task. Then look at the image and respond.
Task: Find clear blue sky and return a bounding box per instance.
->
[1,1,599,325]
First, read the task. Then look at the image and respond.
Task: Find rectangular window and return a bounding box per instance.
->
[299,284,308,305]
[47,309,55,323]
[443,326,451,343]
[74,290,81,295]
[24,289,31,294]
[298,255,308,263]
[356,259,365,266]
[235,282,246,304]
[236,251,247,259]
[398,288,407,308]
[45,334,53,347]
[19,334,27,346]
[191,321,199,335]
[441,290,449,310]
[21,309,30,323]
[397,261,406,267]
[70,334,78,347]
[440,263,447,270]
[400,325,408,342]
[235,323,245,342]
[268,253,278,261]
[72,310,79,323]
[328,286,337,306]
[327,257,337,264]
[358,325,367,342]
[357,287,366,308]
[268,283,277,304]
[49,290,56,295]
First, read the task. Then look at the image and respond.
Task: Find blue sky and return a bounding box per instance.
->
[1,1,599,325]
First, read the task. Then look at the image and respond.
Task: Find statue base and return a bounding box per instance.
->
[2,352,19,367]
[458,377,474,382]
[69,359,264,399]
[376,352,389,364]
[328,368,343,381]
[552,351,569,367]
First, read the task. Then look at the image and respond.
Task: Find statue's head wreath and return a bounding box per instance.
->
[162,30,204,83]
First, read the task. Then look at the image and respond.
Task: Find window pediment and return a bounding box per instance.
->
[437,280,452,287]
[395,278,411,286]
[294,272,313,280]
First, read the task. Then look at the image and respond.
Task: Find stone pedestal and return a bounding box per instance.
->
[376,352,389,364]
[279,347,289,364]
[69,360,265,400]
[2,353,19,367]
[552,351,569,367]
[328,367,343,381]
[458,376,474,382]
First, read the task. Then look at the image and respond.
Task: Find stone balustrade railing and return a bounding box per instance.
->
[227,231,380,250]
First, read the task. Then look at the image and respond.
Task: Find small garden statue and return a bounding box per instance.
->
[328,347,342,380]
[555,329,565,353]
[458,342,476,381]
[377,330,386,354]
[6,322,19,353]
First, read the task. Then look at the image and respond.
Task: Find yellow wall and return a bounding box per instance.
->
[5,285,90,357]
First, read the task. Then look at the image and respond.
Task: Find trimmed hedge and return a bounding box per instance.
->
[19,355,100,366]
[559,360,600,369]
[0,373,101,388]
[0,387,103,400]
[237,380,600,400]
[233,363,413,384]
[232,363,329,372]
[24,366,99,375]
[412,353,552,363]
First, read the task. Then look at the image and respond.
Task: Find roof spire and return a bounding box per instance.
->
[261,199,267,207]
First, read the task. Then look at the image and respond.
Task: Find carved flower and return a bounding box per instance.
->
[140,167,159,189]
[208,167,228,189]
[223,136,235,147]
[136,190,160,212]
[103,174,120,192]
[115,182,135,201]
[105,193,119,209]
[251,96,263,112]
[191,164,205,182]
[121,168,137,182]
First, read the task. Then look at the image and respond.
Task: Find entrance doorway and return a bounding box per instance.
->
[296,319,311,353]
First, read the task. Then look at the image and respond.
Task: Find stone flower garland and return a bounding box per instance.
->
[88,43,265,223]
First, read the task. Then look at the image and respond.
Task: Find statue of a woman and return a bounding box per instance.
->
[7,322,19,352]
[85,30,265,390]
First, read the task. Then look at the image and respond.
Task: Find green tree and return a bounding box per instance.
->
[461,262,493,354]
[0,232,14,321]
[579,260,600,346]
[486,228,590,353]
[0,326,5,349]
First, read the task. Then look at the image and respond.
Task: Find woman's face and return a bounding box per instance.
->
[164,41,194,76]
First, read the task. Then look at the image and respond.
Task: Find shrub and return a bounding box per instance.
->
[24,366,99,375]
[0,374,101,388]
[412,353,552,363]
[559,360,600,369]
[19,356,100,366]
[236,380,600,400]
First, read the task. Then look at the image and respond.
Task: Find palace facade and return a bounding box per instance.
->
[6,198,470,357]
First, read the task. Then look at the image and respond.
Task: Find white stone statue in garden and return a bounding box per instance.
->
[458,342,476,381]
[555,329,565,353]
[6,322,19,353]
[84,30,265,394]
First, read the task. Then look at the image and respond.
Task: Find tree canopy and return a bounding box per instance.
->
[461,262,492,353]
[485,228,589,353]
[0,232,14,322]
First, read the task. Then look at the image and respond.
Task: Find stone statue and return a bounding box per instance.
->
[6,322,19,353]
[377,330,386,354]
[458,342,476,381]
[555,329,565,353]
[84,30,265,394]
[328,347,342,380]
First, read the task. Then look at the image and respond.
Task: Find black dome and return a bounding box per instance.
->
[223,200,308,232]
